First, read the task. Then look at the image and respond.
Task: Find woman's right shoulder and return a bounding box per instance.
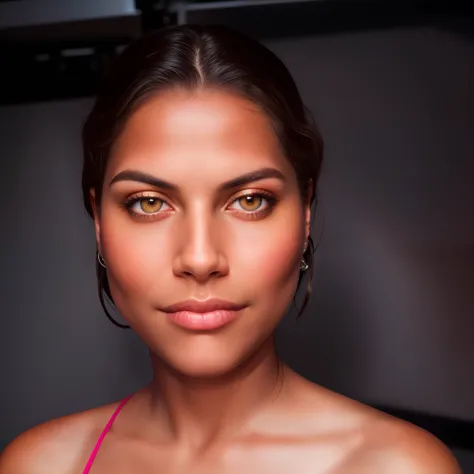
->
[0,400,121,474]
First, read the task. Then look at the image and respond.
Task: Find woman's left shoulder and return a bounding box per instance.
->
[287,374,461,473]
[348,412,462,474]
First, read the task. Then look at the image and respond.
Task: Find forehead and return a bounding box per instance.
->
[107,88,294,181]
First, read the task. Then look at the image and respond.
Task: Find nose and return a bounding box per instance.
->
[173,211,228,283]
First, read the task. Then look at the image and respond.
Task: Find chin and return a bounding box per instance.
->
[174,361,237,379]
[161,340,251,380]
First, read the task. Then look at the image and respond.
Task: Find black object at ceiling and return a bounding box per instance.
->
[0,0,472,102]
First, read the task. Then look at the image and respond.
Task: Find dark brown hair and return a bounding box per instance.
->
[81,24,323,327]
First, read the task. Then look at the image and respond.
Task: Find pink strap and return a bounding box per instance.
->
[82,394,133,474]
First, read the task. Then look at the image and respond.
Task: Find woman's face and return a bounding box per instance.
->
[92,88,311,377]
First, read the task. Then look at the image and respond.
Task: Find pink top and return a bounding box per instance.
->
[82,394,133,474]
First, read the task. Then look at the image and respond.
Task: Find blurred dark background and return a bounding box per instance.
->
[0,0,473,471]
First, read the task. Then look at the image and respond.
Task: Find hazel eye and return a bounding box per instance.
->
[236,195,264,212]
[228,192,275,214]
[125,196,171,216]
[138,197,166,214]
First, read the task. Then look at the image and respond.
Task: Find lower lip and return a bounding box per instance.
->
[167,309,241,331]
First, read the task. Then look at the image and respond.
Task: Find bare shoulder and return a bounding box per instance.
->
[285,371,461,473]
[346,414,462,473]
[0,399,122,474]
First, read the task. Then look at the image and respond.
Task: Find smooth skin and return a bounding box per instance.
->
[0,89,461,474]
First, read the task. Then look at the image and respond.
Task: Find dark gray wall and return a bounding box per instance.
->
[272,26,474,416]
[1,25,473,466]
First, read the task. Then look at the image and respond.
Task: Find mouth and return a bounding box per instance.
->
[161,298,247,331]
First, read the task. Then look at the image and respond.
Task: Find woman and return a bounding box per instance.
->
[0,25,460,474]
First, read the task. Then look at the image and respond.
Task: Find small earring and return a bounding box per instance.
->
[97,252,107,269]
[300,258,309,272]
[300,241,309,272]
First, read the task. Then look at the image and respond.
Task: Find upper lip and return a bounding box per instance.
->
[161,298,246,314]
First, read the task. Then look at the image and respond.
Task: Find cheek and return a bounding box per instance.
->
[252,232,302,290]
[99,213,171,298]
[232,211,304,296]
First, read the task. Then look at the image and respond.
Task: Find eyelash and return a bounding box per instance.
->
[121,191,278,221]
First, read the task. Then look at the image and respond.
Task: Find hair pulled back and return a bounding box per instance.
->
[81,25,323,326]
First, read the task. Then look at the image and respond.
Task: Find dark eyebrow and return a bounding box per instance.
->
[109,167,285,191]
[219,167,285,191]
[109,170,177,191]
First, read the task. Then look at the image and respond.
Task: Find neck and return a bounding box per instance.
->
[146,337,284,451]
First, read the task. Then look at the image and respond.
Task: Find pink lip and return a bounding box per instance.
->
[161,299,246,331]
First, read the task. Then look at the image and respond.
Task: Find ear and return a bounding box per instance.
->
[304,180,313,242]
[89,189,102,253]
